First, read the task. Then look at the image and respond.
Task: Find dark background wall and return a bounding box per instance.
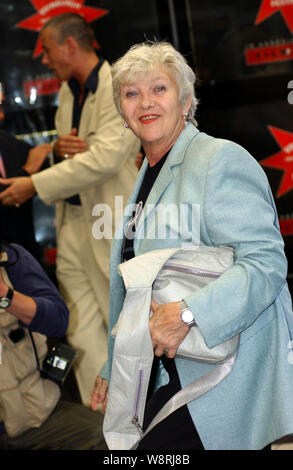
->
[0,0,292,283]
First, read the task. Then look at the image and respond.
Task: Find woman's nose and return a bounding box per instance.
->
[140,92,153,109]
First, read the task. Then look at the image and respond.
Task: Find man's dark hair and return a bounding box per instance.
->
[42,13,95,52]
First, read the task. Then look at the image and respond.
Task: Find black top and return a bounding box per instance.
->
[135,152,168,208]
[64,58,104,205]
[121,152,169,262]
[68,58,104,132]
[0,131,45,260]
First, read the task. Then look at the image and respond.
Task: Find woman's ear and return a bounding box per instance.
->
[183,96,192,116]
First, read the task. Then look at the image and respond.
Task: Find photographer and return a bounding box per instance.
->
[0,241,106,450]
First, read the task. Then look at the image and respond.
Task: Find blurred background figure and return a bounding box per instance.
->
[0,82,51,262]
[0,240,106,450]
[0,14,140,406]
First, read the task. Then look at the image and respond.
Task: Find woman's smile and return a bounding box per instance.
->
[121,66,188,162]
[139,114,161,125]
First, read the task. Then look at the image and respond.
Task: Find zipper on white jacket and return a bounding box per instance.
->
[162,263,222,278]
[132,369,144,436]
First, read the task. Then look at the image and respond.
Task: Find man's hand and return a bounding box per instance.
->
[90,375,108,413]
[0,176,35,206]
[22,143,52,175]
[149,300,190,358]
[53,128,87,158]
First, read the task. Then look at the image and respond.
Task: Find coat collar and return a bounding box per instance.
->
[134,123,200,233]
[68,57,104,97]
[110,124,200,265]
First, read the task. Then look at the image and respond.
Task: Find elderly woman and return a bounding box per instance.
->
[91,41,293,450]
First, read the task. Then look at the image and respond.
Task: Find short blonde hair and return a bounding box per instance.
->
[112,41,198,126]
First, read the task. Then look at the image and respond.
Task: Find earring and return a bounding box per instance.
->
[122,121,129,137]
[184,112,188,127]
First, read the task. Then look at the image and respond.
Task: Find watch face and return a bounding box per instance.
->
[0,298,10,309]
[181,309,194,324]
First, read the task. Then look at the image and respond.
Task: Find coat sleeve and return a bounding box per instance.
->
[31,67,139,205]
[185,141,288,348]
[6,244,69,337]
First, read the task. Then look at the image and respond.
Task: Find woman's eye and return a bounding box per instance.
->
[125,91,137,98]
[154,86,166,93]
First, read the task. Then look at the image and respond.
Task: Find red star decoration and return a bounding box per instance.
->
[260,126,293,198]
[15,0,108,57]
[255,0,293,33]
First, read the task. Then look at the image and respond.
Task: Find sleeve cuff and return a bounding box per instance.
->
[99,361,109,381]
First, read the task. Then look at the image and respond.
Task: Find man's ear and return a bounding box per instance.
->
[64,36,78,55]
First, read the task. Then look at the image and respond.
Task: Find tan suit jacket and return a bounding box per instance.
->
[32,60,140,281]
[31,61,140,404]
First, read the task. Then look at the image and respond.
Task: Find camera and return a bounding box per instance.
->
[9,327,78,387]
[41,343,77,386]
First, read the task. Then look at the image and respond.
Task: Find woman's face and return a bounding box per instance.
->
[120,66,189,157]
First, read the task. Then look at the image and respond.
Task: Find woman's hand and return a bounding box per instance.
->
[149,300,190,358]
[90,375,108,413]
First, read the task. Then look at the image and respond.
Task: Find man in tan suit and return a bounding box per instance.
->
[0,13,140,406]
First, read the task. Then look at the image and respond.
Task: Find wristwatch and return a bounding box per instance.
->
[0,287,14,309]
[179,300,196,327]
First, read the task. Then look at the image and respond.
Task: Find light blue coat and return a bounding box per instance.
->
[104,123,293,450]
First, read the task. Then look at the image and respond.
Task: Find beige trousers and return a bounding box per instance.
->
[56,203,109,406]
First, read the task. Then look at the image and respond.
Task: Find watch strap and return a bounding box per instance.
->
[179,300,188,312]
[0,287,14,308]
[6,287,14,301]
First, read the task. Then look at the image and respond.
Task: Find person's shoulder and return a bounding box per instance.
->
[100,59,110,70]
[192,129,253,163]
[5,244,43,271]
[5,243,46,284]
[182,128,231,165]
[194,129,240,151]
[6,243,32,262]
[181,127,264,183]
[58,80,71,99]
[196,131,269,188]
[99,59,112,80]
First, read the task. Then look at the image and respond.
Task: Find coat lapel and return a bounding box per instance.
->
[79,91,97,139]
[135,124,199,236]
[111,124,199,264]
